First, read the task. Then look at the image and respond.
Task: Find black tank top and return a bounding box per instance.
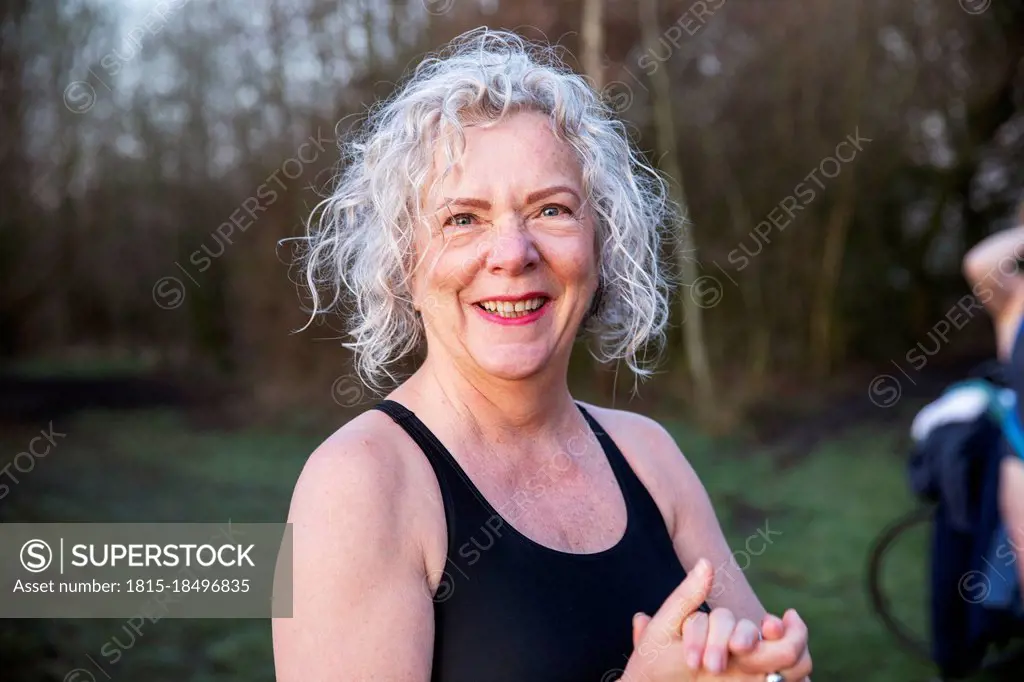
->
[373,399,707,681]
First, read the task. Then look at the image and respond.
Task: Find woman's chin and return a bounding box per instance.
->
[470,347,551,381]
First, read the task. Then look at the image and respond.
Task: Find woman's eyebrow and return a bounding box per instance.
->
[436,197,491,211]
[525,185,580,204]
[434,186,581,212]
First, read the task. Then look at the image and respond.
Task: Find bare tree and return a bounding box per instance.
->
[581,0,604,90]
[639,0,716,412]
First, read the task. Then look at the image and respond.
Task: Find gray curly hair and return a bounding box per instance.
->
[297,28,675,391]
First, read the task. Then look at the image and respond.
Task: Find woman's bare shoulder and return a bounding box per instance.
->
[274,410,441,680]
[293,410,412,496]
[285,408,440,550]
[575,402,684,462]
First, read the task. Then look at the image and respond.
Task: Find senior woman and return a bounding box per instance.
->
[273,29,812,682]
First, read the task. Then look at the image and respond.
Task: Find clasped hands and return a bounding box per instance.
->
[621,559,812,681]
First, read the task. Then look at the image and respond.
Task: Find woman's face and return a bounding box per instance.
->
[412,110,598,382]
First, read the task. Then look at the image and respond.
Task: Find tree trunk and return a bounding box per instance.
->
[697,127,771,393]
[578,0,619,399]
[581,0,604,90]
[809,185,855,376]
[808,2,870,378]
[639,0,716,411]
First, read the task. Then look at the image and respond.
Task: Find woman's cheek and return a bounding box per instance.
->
[437,243,486,288]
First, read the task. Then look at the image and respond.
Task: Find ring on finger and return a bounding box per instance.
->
[764,674,784,682]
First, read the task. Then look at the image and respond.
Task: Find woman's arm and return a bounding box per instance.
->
[633,417,767,622]
[1000,457,1024,604]
[590,407,766,622]
[272,428,435,681]
[596,407,811,679]
[962,225,1024,318]
[965,222,1024,596]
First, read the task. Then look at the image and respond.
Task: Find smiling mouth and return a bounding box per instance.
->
[474,296,549,319]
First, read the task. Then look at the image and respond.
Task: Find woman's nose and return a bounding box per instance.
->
[485,217,538,275]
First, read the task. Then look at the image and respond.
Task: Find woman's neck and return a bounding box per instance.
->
[399,352,578,441]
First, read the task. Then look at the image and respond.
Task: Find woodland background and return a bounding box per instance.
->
[1,0,1023,680]
[2,0,1022,415]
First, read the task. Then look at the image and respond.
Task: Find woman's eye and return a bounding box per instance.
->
[539,205,570,218]
[444,213,476,227]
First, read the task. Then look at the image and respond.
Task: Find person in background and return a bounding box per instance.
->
[962,200,1024,599]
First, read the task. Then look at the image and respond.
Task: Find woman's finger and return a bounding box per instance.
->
[631,612,651,649]
[781,609,806,634]
[680,611,709,671]
[761,613,785,640]
[646,559,714,638]
[702,608,736,674]
[737,610,808,673]
[777,610,812,680]
[728,618,761,656]
[778,646,813,681]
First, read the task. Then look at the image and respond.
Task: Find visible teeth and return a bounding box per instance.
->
[478,297,545,317]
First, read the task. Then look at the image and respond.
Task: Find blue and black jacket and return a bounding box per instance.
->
[908,346,1024,677]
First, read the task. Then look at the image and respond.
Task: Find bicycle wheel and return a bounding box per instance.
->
[867,504,934,662]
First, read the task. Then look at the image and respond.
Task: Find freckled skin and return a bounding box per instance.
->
[411,111,599,383]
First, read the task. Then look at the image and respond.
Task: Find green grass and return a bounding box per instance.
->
[3,353,162,378]
[0,409,318,682]
[671,424,936,681]
[0,406,1008,680]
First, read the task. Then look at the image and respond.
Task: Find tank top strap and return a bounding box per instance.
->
[373,399,454,472]
[574,402,632,477]
[372,399,493,546]
[574,403,669,531]
[575,402,711,613]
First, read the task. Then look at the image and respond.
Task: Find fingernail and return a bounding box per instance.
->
[686,650,701,670]
[707,651,724,673]
[739,631,756,648]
